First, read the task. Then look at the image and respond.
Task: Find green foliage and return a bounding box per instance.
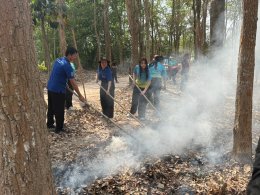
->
[38,61,48,72]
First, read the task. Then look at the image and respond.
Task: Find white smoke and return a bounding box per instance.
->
[53,5,260,192]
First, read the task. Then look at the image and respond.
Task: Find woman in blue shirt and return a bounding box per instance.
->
[96,57,115,118]
[129,58,151,120]
[148,55,167,108]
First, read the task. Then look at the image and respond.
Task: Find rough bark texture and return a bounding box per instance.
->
[104,0,112,61]
[125,0,140,67]
[57,0,67,55]
[144,0,151,61]
[0,0,55,194]
[94,0,101,63]
[193,0,202,59]
[233,0,258,163]
[210,0,225,49]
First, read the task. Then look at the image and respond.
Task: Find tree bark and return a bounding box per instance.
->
[0,0,55,194]
[125,0,140,67]
[193,0,202,59]
[144,0,151,61]
[57,0,67,55]
[94,0,101,62]
[233,0,258,163]
[210,0,225,50]
[104,0,112,61]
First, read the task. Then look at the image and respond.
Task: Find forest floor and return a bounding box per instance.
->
[41,70,260,195]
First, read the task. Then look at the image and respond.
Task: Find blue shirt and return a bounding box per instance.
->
[97,66,112,82]
[47,57,75,93]
[168,59,178,67]
[134,65,151,88]
[149,62,167,78]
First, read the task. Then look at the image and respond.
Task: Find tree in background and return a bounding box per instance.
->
[125,0,140,68]
[104,0,112,61]
[210,0,225,50]
[31,0,56,73]
[0,0,55,194]
[57,0,67,55]
[233,0,258,163]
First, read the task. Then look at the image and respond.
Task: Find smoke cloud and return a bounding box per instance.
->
[53,6,260,192]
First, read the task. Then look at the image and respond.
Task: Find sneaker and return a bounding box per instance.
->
[55,129,65,134]
[47,125,56,129]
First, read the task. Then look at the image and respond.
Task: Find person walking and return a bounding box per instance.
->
[111,60,119,83]
[47,47,86,133]
[129,58,151,120]
[168,56,180,85]
[180,53,190,91]
[96,57,115,118]
[65,62,76,110]
[148,55,167,109]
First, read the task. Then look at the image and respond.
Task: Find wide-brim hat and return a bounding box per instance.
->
[99,57,110,63]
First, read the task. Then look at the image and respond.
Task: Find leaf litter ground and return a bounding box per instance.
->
[42,71,259,195]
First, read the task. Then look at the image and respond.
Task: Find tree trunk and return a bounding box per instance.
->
[125,0,139,67]
[94,0,101,62]
[40,18,51,75]
[144,0,151,61]
[151,0,155,59]
[233,0,258,163]
[210,0,225,50]
[201,0,209,54]
[57,0,67,55]
[0,0,55,194]
[104,0,112,61]
[193,0,202,59]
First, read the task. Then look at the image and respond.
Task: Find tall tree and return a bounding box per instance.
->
[125,0,140,68]
[104,0,112,61]
[0,0,55,194]
[93,0,101,62]
[233,0,258,163]
[193,0,202,59]
[144,0,151,61]
[57,0,67,55]
[210,0,225,49]
[31,0,55,73]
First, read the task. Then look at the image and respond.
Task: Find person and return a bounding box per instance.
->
[247,138,260,194]
[96,57,115,118]
[148,55,167,109]
[47,47,86,133]
[180,53,190,91]
[65,62,76,110]
[168,56,180,85]
[129,58,151,120]
[111,60,119,83]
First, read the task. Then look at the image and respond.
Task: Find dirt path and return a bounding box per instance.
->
[43,72,260,194]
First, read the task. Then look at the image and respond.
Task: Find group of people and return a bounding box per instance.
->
[46,46,189,133]
[166,53,190,90]
[46,47,119,133]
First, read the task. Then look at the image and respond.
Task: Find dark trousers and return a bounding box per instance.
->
[130,86,148,118]
[112,68,118,82]
[47,91,65,131]
[65,80,73,109]
[100,81,115,118]
[148,78,162,108]
[180,73,189,91]
[247,138,260,194]
[171,69,179,84]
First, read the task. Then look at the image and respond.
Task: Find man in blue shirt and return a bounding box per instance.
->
[47,47,86,133]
